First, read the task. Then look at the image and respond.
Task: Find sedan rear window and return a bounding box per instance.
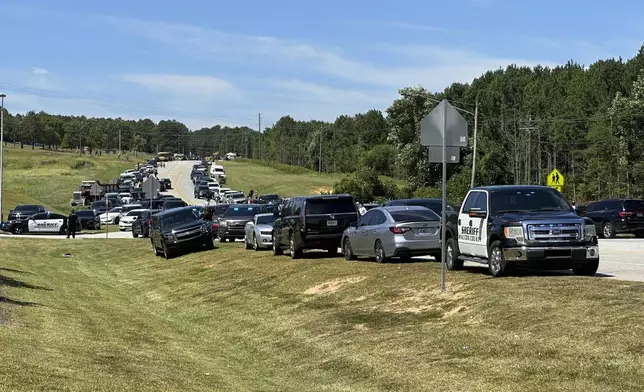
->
[305,198,356,214]
[390,209,440,222]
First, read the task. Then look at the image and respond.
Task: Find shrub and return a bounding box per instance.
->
[70,160,95,170]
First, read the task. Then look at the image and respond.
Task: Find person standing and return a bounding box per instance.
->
[67,209,78,239]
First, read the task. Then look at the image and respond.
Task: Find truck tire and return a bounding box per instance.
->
[602,222,615,238]
[488,240,508,277]
[272,232,283,255]
[573,259,599,276]
[445,238,463,270]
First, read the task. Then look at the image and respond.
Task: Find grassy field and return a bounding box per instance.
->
[220,159,403,198]
[2,145,149,218]
[1,238,643,391]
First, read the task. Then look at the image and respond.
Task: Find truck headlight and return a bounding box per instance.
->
[584,224,596,240]
[503,226,524,242]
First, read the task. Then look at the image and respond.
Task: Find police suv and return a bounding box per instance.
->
[444,185,599,277]
[3,212,73,235]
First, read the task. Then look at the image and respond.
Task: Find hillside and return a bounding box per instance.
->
[1,239,643,391]
[1,146,148,218]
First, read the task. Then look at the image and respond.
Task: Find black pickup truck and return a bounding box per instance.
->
[444,185,599,277]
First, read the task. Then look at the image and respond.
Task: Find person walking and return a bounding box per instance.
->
[67,209,78,239]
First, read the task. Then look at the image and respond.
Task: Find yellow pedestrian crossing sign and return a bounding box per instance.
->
[547,169,564,190]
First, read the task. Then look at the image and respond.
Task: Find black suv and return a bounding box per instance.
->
[585,199,644,238]
[132,209,161,238]
[217,204,266,242]
[7,204,47,221]
[272,194,359,259]
[150,207,214,258]
[76,210,101,230]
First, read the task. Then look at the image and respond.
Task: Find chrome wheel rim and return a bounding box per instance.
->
[375,243,384,262]
[490,247,503,273]
[290,237,295,255]
[446,242,453,266]
[344,240,351,259]
[603,224,611,238]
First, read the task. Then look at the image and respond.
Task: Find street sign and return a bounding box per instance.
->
[547,169,565,188]
[420,100,468,147]
[142,176,160,199]
[428,146,460,163]
[89,182,101,195]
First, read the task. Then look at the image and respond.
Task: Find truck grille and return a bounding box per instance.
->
[175,227,202,240]
[526,223,581,242]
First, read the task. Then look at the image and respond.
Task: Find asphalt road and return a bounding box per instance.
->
[2,159,643,282]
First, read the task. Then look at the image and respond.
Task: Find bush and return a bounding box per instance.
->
[333,169,401,203]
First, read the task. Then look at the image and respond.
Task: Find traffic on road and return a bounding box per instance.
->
[2,155,644,281]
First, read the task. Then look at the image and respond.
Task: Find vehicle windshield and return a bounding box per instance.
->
[490,189,572,214]
[257,215,276,225]
[15,205,38,211]
[223,206,263,217]
[212,205,230,215]
[623,200,644,211]
[161,209,199,226]
[305,198,356,214]
[390,209,440,222]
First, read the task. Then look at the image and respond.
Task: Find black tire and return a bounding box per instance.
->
[635,232,644,239]
[327,246,338,256]
[12,225,23,235]
[445,237,463,271]
[602,221,616,238]
[132,231,139,238]
[162,242,173,259]
[374,240,388,263]
[151,241,161,257]
[114,217,119,225]
[487,240,508,277]
[429,251,442,263]
[289,233,302,259]
[343,238,356,261]
[59,225,67,235]
[272,232,283,255]
[573,259,599,276]
[143,228,149,238]
[219,236,227,243]
[244,236,252,250]
[253,235,260,251]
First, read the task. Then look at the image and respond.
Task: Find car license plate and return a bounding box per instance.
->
[327,220,338,227]
[638,213,643,218]
[417,229,429,235]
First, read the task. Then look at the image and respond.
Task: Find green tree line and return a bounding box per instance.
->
[4,45,644,202]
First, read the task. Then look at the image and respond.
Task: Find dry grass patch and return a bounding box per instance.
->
[1,239,644,391]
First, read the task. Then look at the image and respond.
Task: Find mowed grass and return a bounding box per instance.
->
[221,159,404,197]
[1,238,644,391]
[2,146,149,218]
[222,159,342,197]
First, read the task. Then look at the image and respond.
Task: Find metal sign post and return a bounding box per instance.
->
[420,99,468,291]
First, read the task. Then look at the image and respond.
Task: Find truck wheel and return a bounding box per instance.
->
[573,259,599,276]
[488,240,508,277]
[445,238,463,270]
[602,222,615,238]
[289,233,302,259]
[12,225,23,235]
[244,236,252,250]
[272,232,283,255]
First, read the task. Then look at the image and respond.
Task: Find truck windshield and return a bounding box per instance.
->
[490,189,572,214]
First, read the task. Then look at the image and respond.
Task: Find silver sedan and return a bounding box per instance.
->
[244,213,277,250]
[341,206,441,262]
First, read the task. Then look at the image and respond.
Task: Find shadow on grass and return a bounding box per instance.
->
[0,274,53,291]
[463,265,614,278]
[0,267,33,275]
[0,295,41,307]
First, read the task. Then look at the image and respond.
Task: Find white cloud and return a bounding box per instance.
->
[119,73,234,96]
[386,21,464,34]
[31,67,48,75]
[99,15,547,92]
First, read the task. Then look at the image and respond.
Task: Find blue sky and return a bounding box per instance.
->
[0,0,642,130]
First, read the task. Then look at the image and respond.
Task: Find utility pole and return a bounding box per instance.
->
[0,94,5,221]
[258,113,262,160]
[470,99,479,188]
[318,130,322,174]
[519,117,538,184]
